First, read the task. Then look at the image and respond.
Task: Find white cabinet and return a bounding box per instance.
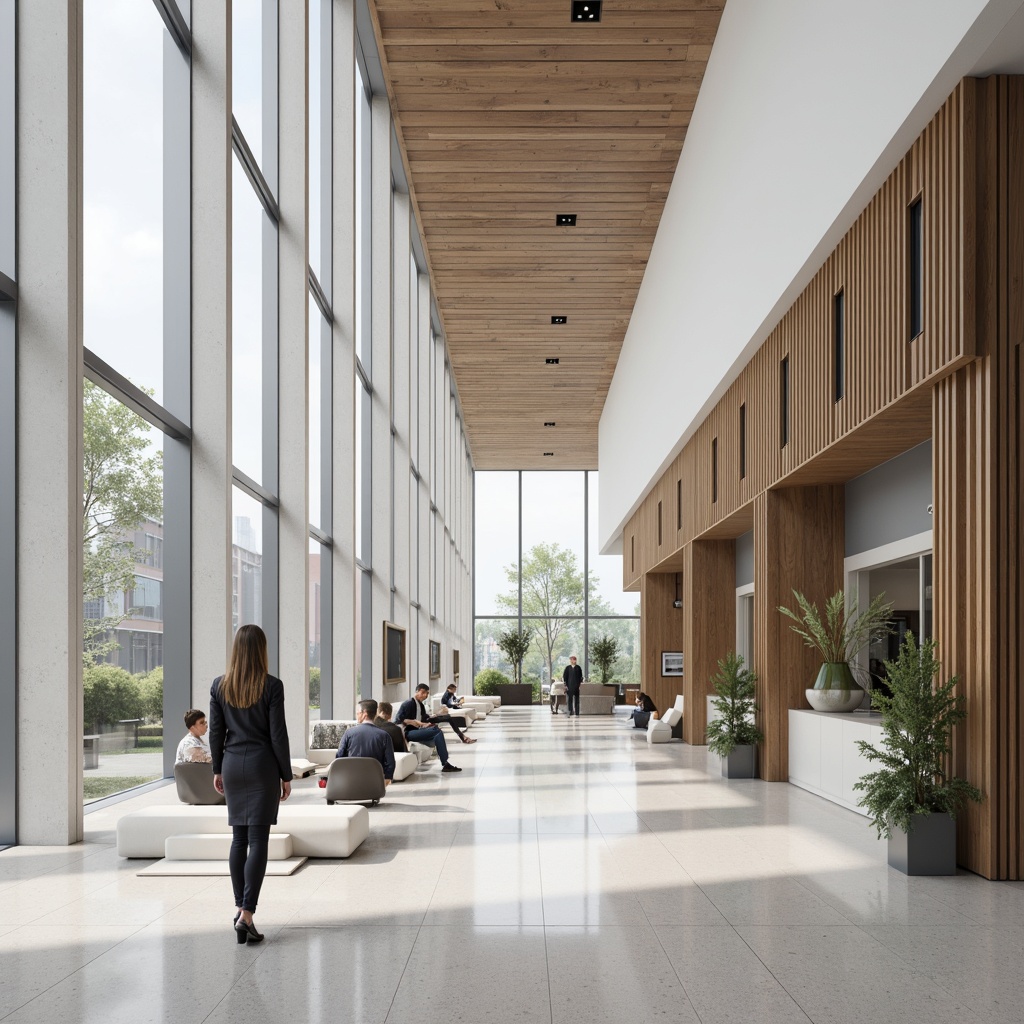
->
[788,709,885,815]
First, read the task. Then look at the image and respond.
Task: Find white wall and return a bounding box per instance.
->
[598,0,1024,552]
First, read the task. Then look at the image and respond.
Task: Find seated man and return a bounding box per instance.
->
[337,699,396,785]
[373,701,409,753]
[175,709,212,764]
[435,685,476,744]
[395,684,462,772]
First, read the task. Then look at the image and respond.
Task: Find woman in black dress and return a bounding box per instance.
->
[209,624,292,944]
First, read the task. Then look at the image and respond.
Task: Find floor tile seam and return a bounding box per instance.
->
[724,925,817,1024]
[0,916,160,1022]
[641,909,709,1024]
[0,845,118,897]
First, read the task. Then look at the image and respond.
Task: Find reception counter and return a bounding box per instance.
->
[788,708,884,816]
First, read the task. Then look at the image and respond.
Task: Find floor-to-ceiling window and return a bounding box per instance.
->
[0,0,17,844]
[231,0,280,670]
[308,0,332,719]
[81,0,191,801]
[474,471,640,698]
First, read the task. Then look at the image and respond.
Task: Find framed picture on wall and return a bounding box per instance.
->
[452,649,460,679]
[429,640,441,679]
[662,651,684,677]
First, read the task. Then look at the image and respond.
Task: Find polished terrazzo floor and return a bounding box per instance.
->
[2,706,1023,1024]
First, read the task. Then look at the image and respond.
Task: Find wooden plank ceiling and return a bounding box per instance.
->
[369,0,726,469]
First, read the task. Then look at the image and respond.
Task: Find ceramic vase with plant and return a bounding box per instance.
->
[705,652,763,778]
[778,589,893,712]
[854,632,982,874]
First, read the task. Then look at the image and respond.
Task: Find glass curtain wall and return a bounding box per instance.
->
[474,471,640,699]
[1,0,17,845]
[81,0,191,802]
[308,0,332,718]
[231,0,280,671]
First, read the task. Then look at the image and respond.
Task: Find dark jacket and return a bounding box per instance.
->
[338,722,397,780]
[209,674,292,782]
[563,663,584,688]
[373,717,409,753]
[395,696,431,733]
[441,690,463,709]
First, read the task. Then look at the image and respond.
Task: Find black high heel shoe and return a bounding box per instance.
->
[235,918,264,944]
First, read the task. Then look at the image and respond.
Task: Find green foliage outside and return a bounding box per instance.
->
[137,666,163,720]
[84,775,160,802]
[84,665,145,730]
[473,668,510,695]
[705,652,764,758]
[778,589,894,679]
[82,379,163,667]
[589,634,620,685]
[854,633,983,839]
[496,626,532,686]
[309,666,321,708]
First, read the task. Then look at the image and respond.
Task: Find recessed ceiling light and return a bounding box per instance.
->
[543,452,555,457]
[545,357,560,365]
[544,422,556,427]
[571,1,601,22]
[551,315,567,325]
[556,213,577,226]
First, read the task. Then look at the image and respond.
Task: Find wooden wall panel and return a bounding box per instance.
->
[932,76,1024,879]
[681,539,736,745]
[628,84,971,586]
[753,485,844,782]
[640,572,684,716]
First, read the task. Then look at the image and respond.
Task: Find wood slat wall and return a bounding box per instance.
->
[932,76,1024,880]
[640,572,684,719]
[624,83,971,592]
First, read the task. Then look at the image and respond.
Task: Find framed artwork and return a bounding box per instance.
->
[383,621,407,684]
[452,649,460,679]
[661,651,684,677]
[429,640,441,679]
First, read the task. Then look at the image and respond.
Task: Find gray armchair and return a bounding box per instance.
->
[173,762,225,805]
[324,756,387,806]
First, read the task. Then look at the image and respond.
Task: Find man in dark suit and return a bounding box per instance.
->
[337,699,396,785]
[395,684,462,772]
[563,655,584,717]
[373,702,409,753]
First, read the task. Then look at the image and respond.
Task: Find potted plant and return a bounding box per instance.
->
[854,632,982,875]
[495,626,534,705]
[705,652,763,778]
[589,634,620,686]
[778,589,893,712]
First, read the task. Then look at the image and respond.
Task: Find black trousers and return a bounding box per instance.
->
[566,686,581,716]
[431,714,469,741]
[229,823,272,912]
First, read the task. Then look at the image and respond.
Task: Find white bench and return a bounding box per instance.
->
[117,803,369,859]
[165,832,294,860]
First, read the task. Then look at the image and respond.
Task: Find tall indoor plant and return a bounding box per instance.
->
[496,626,533,703]
[778,589,893,712]
[705,652,763,778]
[589,634,620,686]
[854,632,982,874]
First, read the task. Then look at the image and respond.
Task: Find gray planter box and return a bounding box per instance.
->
[721,744,756,778]
[888,812,956,875]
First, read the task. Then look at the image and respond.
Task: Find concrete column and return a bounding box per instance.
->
[190,3,233,702]
[16,0,83,845]
[331,0,357,722]
[370,94,393,701]
[277,2,309,754]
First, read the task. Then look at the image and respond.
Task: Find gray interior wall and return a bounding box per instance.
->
[845,441,932,556]
[735,530,754,588]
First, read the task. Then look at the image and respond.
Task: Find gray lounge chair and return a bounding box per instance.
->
[173,762,225,805]
[324,756,386,806]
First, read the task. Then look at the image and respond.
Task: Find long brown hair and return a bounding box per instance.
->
[219,624,269,708]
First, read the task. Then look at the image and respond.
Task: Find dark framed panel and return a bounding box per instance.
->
[452,648,459,679]
[384,620,406,685]
[429,639,441,679]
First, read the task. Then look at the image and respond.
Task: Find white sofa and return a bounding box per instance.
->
[647,696,684,743]
[308,720,422,778]
[117,803,370,859]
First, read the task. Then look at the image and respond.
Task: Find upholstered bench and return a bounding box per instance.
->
[164,832,294,860]
[307,719,356,766]
[116,803,369,859]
